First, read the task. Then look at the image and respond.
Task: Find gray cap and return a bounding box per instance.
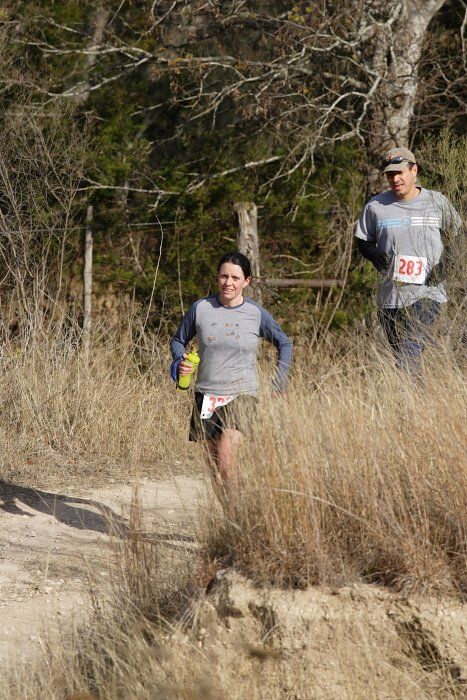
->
[382,147,417,173]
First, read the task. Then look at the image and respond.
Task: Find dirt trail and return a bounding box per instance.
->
[0,475,205,669]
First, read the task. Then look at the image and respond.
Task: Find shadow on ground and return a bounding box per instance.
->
[0,479,197,549]
[0,479,129,534]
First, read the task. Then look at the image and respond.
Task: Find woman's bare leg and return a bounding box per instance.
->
[203,429,243,503]
[216,429,243,489]
[203,438,223,500]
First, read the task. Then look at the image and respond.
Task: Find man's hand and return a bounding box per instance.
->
[372,250,389,272]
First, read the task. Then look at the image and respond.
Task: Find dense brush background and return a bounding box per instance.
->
[0,0,465,339]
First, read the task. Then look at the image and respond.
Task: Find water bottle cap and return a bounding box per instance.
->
[186,351,200,366]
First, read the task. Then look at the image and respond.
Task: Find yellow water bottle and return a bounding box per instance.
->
[177,351,200,390]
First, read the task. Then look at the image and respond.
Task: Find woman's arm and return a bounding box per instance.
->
[170,302,198,381]
[258,307,293,392]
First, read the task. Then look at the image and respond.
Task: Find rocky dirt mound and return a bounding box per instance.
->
[185,571,467,699]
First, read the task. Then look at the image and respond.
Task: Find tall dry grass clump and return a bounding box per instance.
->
[201,344,466,594]
[0,328,200,488]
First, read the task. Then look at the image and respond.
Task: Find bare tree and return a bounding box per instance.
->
[83,204,93,359]
[0,98,89,340]
[4,1,463,339]
[364,0,448,192]
[15,1,463,199]
[73,7,111,106]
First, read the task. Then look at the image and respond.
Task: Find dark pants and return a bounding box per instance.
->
[378,300,441,372]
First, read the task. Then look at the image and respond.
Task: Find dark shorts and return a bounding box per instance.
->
[189,392,258,442]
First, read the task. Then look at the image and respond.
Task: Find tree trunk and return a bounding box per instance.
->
[233,202,262,303]
[73,8,110,105]
[366,0,446,197]
[83,204,93,360]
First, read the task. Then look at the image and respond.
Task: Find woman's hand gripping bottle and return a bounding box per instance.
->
[177,351,200,390]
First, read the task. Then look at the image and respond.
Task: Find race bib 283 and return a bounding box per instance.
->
[393,255,427,285]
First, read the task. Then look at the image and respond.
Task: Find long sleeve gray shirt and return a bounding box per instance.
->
[170,295,292,396]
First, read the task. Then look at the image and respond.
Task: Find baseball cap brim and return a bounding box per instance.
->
[383,159,412,173]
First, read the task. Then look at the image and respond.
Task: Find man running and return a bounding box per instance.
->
[355,147,462,371]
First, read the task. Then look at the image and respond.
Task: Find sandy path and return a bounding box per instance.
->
[0,475,206,669]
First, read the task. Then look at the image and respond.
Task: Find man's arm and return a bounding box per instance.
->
[426,195,464,285]
[355,203,389,272]
[356,238,389,272]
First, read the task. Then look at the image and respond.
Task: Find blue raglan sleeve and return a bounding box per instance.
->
[258,306,293,392]
[169,301,198,382]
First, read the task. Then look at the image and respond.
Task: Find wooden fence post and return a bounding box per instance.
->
[83,204,93,360]
[233,201,262,303]
[233,201,344,296]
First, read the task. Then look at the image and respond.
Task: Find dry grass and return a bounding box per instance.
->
[201,341,467,595]
[1,323,465,700]
[3,473,465,700]
[0,329,201,489]
[5,622,463,700]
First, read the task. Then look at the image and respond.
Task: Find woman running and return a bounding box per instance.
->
[170,251,292,500]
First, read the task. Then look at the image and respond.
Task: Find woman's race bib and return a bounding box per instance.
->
[200,394,236,419]
[393,255,427,285]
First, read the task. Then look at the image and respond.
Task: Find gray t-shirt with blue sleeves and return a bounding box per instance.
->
[171,295,292,397]
[355,187,462,308]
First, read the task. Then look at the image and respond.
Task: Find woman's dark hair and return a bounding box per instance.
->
[217,251,252,279]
